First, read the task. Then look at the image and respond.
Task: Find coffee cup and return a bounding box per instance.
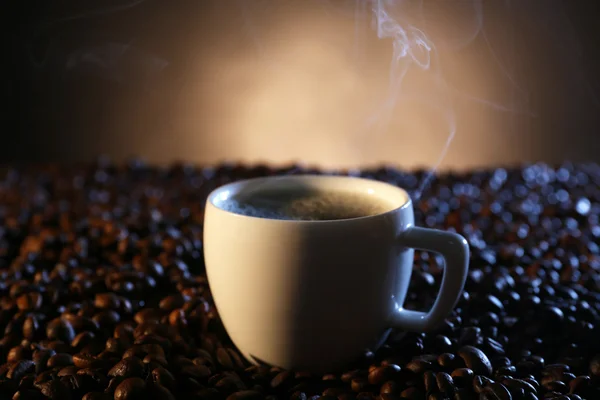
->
[204,174,469,372]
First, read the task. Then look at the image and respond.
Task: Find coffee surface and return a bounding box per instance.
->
[220,189,392,220]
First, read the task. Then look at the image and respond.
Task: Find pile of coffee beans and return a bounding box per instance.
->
[0,160,598,400]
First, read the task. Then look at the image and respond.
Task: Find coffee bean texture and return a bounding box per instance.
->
[0,160,598,399]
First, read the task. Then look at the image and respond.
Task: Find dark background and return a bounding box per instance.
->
[2,0,600,169]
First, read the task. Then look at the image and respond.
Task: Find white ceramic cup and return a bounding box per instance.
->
[204,175,469,372]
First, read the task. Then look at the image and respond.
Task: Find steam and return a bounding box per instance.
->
[28,0,168,90]
[364,0,454,198]
[65,42,169,89]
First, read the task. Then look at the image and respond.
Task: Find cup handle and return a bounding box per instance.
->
[390,226,469,332]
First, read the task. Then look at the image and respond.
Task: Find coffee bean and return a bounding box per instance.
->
[114,377,146,400]
[39,379,72,400]
[46,319,75,343]
[589,355,600,377]
[57,366,79,377]
[436,372,455,394]
[458,346,492,376]
[151,367,175,389]
[502,378,537,395]
[180,364,211,380]
[438,353,461,370]
[473,375,494,393]
[427,393,448,400]
[380,381,400,395]
[22,316,39,341]
[350,378,369,393]
[225,389,265,400]
[367,364,400,385]
[452,388,476,400]
[399,387,423,400]
[451,368,474,387]
[486,382,511,400]
[341,370,362,383]
[146,382,176,400]
[82,392,111,400]
[72,353,100,369]
[226,348,246,370]
[423,371,437,393]
[543,380,568,394]
[7,360,35,381]
[434,335,453,353]
[71,332,96,351]
[216,348,234,370]
[107,357,144,378]
[16,293,42,312]
[270,370,293,389]
[322,387,349,397]
[13,389,44,400]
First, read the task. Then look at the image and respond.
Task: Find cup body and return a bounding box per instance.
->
[204,175,415,372]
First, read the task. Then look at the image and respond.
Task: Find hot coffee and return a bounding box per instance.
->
[219,188,393,221]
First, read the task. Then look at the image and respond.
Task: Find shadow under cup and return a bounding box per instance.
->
[204,175,415,372]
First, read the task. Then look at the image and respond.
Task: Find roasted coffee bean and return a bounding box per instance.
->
[72,353,100,369]
[82,392,111,400]
[438,353,461,370]
[94,294,120,310]
[45,319,75,343]
[453,388,476,400]
[16,293,42,312]
[322,387,349,397]
[224,389,265,400]
[271,370,293,389]
[22,317,39,341]
[71,332,96,352]
[146,382,176,400]
[427,393,448,400]
[367,364,400,385]
[486,382,511,400]
[589,355,600,377]
[399,387,423,400]
[423,370,437,393]
[502,378,537,395]
[434,335,453,353]
[380,381,400,395]
[350,378,369,393]
[473,375,494,393]
[180,364,211,380]
[7,346,29,364]
[7,360,35,381]
[543,380,569,394]
[355,393,375,400]
[57,366,79,377]
[458,346,492,376]
[226,348,246,370]
[76,368,109,389]
[38,379,71,400]
[13,389,44,400]
[107,357,144,378]
[114,377,146,400]
[216,348,234,370]
[341,370,362,383]
[151,367,175,389]
[436,372,455,394]
[451,368,474,387]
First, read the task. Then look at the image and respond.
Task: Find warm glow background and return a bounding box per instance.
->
[4,1,600,169]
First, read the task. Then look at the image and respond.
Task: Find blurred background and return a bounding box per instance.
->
[2,0,600,170]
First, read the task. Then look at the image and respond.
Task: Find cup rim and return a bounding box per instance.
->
[206,174,412,223]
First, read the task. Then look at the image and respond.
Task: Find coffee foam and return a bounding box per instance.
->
[219,190,392,221]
